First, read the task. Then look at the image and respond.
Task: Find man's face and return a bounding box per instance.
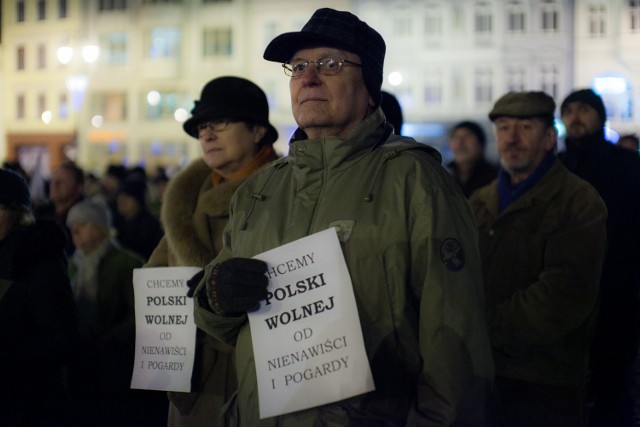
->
[561,101,602,139]
[448,127,483,166]
[49,167,83,206]
[494,117,556,184]
[289,47,374,140]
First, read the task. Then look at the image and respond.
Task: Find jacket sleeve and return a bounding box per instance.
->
[409,167,495,426]
[487,187,607,349]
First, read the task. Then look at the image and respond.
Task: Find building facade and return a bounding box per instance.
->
[1,0,638,177]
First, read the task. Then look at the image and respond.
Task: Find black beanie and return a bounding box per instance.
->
[0,168,31,209]
[561,89,607,125]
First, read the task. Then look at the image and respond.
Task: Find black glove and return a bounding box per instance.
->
[206,258,269,316]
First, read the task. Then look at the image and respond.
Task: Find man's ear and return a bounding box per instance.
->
[253,125,267,144]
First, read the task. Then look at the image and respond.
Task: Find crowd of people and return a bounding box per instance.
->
[1,7,640,427]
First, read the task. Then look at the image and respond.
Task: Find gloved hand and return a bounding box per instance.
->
[186,270,205,298]
[206,258,269,316]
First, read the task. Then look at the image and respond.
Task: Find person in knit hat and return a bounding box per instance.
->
[145,76,280,427]
[64,199,149,426]
[560,90,640,427]
[192,8,494,426]
[0,168,77,425]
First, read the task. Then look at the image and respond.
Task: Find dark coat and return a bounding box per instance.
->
[470,159,608,387]
[447,157,499,198]
[0,219,78,426]
[67,242,143,396]
[559,133,640,406]
[114,209,163,261]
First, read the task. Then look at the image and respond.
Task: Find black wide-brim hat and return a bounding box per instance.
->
[263,8,386,107]
[183,76,278,144]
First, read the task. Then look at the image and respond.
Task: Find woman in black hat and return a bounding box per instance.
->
[0,168,78,426]
[146,76,279,427]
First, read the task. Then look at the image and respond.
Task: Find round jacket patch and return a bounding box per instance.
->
[441,238,464,271]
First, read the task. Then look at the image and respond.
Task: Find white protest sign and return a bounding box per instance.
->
[248,227,375,419]
[131,267,200,392]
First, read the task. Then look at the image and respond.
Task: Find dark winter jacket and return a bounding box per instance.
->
[0,219,78,425]
[470,159,608,387]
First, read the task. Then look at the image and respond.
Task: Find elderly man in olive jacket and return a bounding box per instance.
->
[469,91,607,427]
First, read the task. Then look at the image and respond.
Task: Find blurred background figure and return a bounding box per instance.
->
[381,90,404,135]
[65,199,154,426]
[149,166,170,218]
[447,120,499,198]
[616,133,639,154]
[35,160,86,255]
[0,168,78,427]
[146,76,279,427]
[114,177,163,261]
[99,164,128,225]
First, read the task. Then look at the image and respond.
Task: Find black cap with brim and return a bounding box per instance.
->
[183,76,278,144]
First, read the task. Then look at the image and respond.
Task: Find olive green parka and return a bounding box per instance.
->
[195,109,495,426]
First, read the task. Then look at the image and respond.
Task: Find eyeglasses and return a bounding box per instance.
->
[197,119,236,133]
[282,56,362,78]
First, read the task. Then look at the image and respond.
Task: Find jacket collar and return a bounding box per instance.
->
[287,108,388,172]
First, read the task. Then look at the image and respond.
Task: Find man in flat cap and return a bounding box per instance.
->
[193,8,494,426]
[560,89,640,427]
[469,91,608,427]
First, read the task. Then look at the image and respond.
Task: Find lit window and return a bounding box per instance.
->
[101,32,128,65]
[424,70,442,107]
[475,2,493,35]
[147,27,181,58]
[38,93,47,117]
[98,0,127,11]
[143,90,191,121]
[59,93,69,119]
[91,92,128,122]
[38,45,47,69]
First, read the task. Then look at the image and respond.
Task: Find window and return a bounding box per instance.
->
[474,2,493,35]
[38,93,47,118]
[91,92,128,122]
[203,0,231,3]
[17,94,26,119]
[143,0,181,3]
[203,27,233,57]
[58,0,68,18]
[143,90,191,121]
[37,0,46,20]
[589,3,607,37]
[541,0,559,31]
[506,65,526,91]
[540,64,559,98]
[147,27,181,58]
[393,16,413,37]
[474,67,493,104]
[424,70,442,107]
[424,5,443,40]
[101,32,128,65]
[17,46,26,70]
[98,0,127,11]
[507,1,526,32]
[16,0,25,22]
[630,0,640,31]
[59,93,69,119]
[37,45,46,69]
